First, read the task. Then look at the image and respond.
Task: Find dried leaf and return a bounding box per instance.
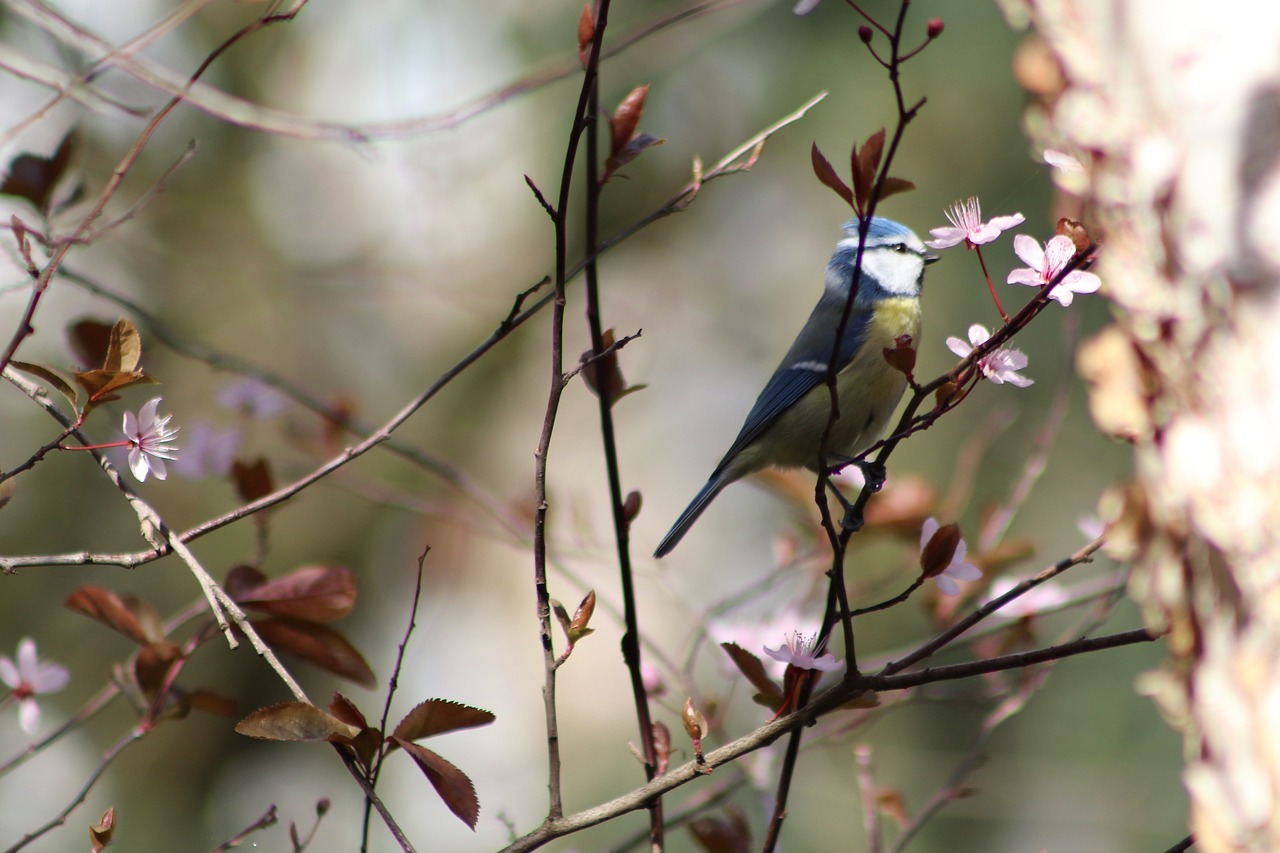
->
[235,565,356,622]
[811,142,853,209]
[392,739,481,829]
[65,586,148,644]
[231,458,274,503]
[235,701,361,742]
[392,699,495,742]
[252,617,376,687]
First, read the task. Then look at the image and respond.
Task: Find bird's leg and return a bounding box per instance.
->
[825,458,887,532]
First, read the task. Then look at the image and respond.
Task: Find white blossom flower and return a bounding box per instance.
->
[946,324,1034,387]
[1007,234,1101,306]
[763,632,842,672]
[0,638,69,735]
[926,197,1025,249]
[122,397,179,482]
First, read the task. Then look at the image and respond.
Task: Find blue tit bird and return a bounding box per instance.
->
[654,216,936,558]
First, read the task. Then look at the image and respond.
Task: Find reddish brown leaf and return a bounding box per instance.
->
[65,586,148,644]
[68,319,114,369]
[71,367,156,408]
[236,565,356,622]
[567,590,596,643]
[651,721,671,775]
[581,328,625,406]
[811,142,853,209]
[330,692,381,769]
[853,129,886,211]
[235,702,361,742]
[392,699,495,743]
[224,565,268,600]
[392,738,481,829]
[610,85,651,154]
[689,807,752,853]
[231,458,274,504]
[882,334,917,379]
[89,806,116,853]
[622,490,642,523]
[188,690,237,717]
[720,642,783,705]
[604,132,664,181]
[252,617,376,687]
[577,4,595,66]
[1,130,75,214]
[878,176,916,202]
[329,692,369,729]
[134,640,183,699]
[920,522,961,577]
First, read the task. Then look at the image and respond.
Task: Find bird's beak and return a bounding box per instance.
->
[924,252,941,265]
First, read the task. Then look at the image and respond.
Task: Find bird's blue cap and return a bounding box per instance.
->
[842,217,913,240]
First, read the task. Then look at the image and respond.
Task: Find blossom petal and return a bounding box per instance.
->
[925,227,966,249]
[919,517,940,550]
[1011,234,1043,269]
[934,575,960,596]
[17,698,41,735]
[946,336,971,358]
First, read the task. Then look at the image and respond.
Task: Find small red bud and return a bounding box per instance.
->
[858,25,873,44]
[926,18,944,39]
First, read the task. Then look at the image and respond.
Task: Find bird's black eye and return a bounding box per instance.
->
[891,242,909,253]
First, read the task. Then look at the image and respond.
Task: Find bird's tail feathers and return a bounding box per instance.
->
[654,476,728,558]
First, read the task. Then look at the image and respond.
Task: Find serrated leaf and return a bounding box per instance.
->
[9,361,77,407]
[811,142,853,209]
[330,692,381,768]
[235,565,356,622]
[392,699,495,742]
[235,701,361,742]
[65,586,148,644]
[231,457,274,503]
[720,642,784,704]
[392,738,481,829]
[252,617,376,687]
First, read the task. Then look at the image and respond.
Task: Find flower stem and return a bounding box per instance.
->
[974,246,1009,323]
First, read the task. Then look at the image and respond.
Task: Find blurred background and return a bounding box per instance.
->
[0,0,1182,850]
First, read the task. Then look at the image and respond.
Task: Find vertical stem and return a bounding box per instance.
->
[580,6,665,849]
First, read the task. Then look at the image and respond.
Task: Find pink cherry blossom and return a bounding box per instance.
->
[946,324,1033,387]
[122,397,179,482]
[1007,234,1101,306]
[0,638,69,735]
[926,197,1025,249]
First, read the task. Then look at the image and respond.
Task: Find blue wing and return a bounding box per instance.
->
[708,299,872,479]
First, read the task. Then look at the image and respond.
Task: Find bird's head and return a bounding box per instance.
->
[825,216,937,301]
